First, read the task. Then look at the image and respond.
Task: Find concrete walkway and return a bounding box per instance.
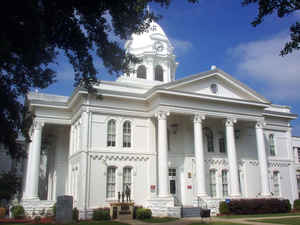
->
[118,215,300,225]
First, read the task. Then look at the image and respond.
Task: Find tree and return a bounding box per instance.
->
[242,0,300,55]
[0,0,198,159]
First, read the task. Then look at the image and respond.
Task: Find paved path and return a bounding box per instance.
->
[118,215,300,225]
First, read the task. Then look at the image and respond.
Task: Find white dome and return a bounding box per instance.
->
[125,21,174,56]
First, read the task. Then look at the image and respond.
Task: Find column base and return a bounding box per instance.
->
[230,194,242,199]
[260,193,272,198]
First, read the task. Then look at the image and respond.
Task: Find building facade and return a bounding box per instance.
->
[21,21,299,218]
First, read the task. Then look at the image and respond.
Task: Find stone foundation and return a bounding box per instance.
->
[147,196,181,218]
[21,199,55,217]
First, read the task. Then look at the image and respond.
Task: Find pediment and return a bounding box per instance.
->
[162,70,270,104]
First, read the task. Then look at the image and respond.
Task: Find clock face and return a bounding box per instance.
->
[154,41,164,52]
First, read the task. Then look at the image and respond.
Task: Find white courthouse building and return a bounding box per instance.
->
[21,21,300,218]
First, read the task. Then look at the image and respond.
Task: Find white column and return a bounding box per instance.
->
[193,114,208,197]
[225,118,241,197]
[23,121,44,199]
[155,111,170,197]
[255,121,271,196]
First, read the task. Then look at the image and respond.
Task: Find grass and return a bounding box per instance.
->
[218,212,300,219]
[5,221,129,225]
[188,222,247,225]
[139,217,178,223]
[250,217,300,225]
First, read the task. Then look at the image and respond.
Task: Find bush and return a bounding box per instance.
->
[226,199,291,215]
[294,199,300,210]
[92,208,110,221]
[52,203,56,217]
[34,216,41,223]
[10,205,25,219]
[72,208,79,222]
[0,207,6,218]
[136,208,152,220]
[219,201,230,215]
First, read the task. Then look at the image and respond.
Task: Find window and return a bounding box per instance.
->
[137,65,147,79]
[273,171,280,196]
[210,83,218,94]
[204,127,214,152]
[209,170,216,197]
[107,119,116,147]
[123,167,132,193]
[168,168,176,177]
[269,134,275,156]
[154,65,163,81]
[107,167,116,198]
[219,138,226,153]
[123,121,131,148]
[222,170,228,197]
[297,148,300,162]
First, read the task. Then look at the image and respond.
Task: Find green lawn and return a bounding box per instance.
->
[188,222,246,225]
[5,221,129,225]
[218,212,300,219]
[251,217,300,225]
[140,217,178,223]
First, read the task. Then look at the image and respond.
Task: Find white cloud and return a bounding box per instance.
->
[228,32,300,100]
[170,38,192,55]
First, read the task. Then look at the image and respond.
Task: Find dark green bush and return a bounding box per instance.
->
[92,208,110,220]
[227,198,291,215]
[294,199,300,210]
[72,207,79,222]
[34,216,41,223]
[10,205,25,219]
[219,201,230,215]
[136,208,152,219]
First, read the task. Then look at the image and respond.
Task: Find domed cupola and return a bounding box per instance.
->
[117,21,178,86]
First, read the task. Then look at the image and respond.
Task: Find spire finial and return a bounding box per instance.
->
[147,4,150,13]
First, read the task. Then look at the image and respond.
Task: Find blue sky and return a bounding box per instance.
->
[43,1,300,136]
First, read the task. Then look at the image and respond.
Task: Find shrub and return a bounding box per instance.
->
[226,199,291,215]
[34,216,41,223]
[11,205,25,219]
[92,208,110,221]
[52,203,56,217]
[72,208,79,222]
[294,199,300,210]
[136,208,152,220]
[219,201,230,215]
[0,207,6,218]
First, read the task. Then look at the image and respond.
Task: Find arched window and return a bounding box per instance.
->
[106,167,116,198]
[137,65,147,79]
[269,134,275,156]
[204,127,214,152]
[123,121,131,148]
[154,65,164,81]
[107,119,116,147]
[123,167,132,193]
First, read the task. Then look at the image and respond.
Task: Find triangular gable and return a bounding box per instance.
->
[159,69,270,104]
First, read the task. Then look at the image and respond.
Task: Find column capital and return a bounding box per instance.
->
[155,111,170,120]
[255,120,266,129]
[225,118,237,127]
[33,120,45,130]
[193,114,206,123]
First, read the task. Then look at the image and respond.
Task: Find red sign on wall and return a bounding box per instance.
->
[187,185,192,189]
[150,185,156,190]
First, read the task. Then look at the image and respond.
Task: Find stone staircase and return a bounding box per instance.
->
[181,207,201,217]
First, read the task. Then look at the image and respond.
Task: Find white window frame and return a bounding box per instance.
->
[136,65,147,79]
[107,119,116,147]
[222,170,228,197]
[209,169,217,197]
[269,133,276,156]
[122,121,132,148]
[123,167,132,193]
[154,65,164,81]
[106,167,116,199]
[273,171,280,196]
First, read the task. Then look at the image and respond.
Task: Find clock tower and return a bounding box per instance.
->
[117,21,178,86]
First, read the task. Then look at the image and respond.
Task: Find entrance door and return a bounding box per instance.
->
[169,168,176,195]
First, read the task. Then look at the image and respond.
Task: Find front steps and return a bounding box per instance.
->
[181,207,201,217]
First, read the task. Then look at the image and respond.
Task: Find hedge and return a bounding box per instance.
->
[219,199,291,215]
[10,205,25,219]
[92,208,110,220]
[136,208,152,219]
[219,201,230,215]
[294,199,300,210]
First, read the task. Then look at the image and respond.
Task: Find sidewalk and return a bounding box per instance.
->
[118,215,300,225]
